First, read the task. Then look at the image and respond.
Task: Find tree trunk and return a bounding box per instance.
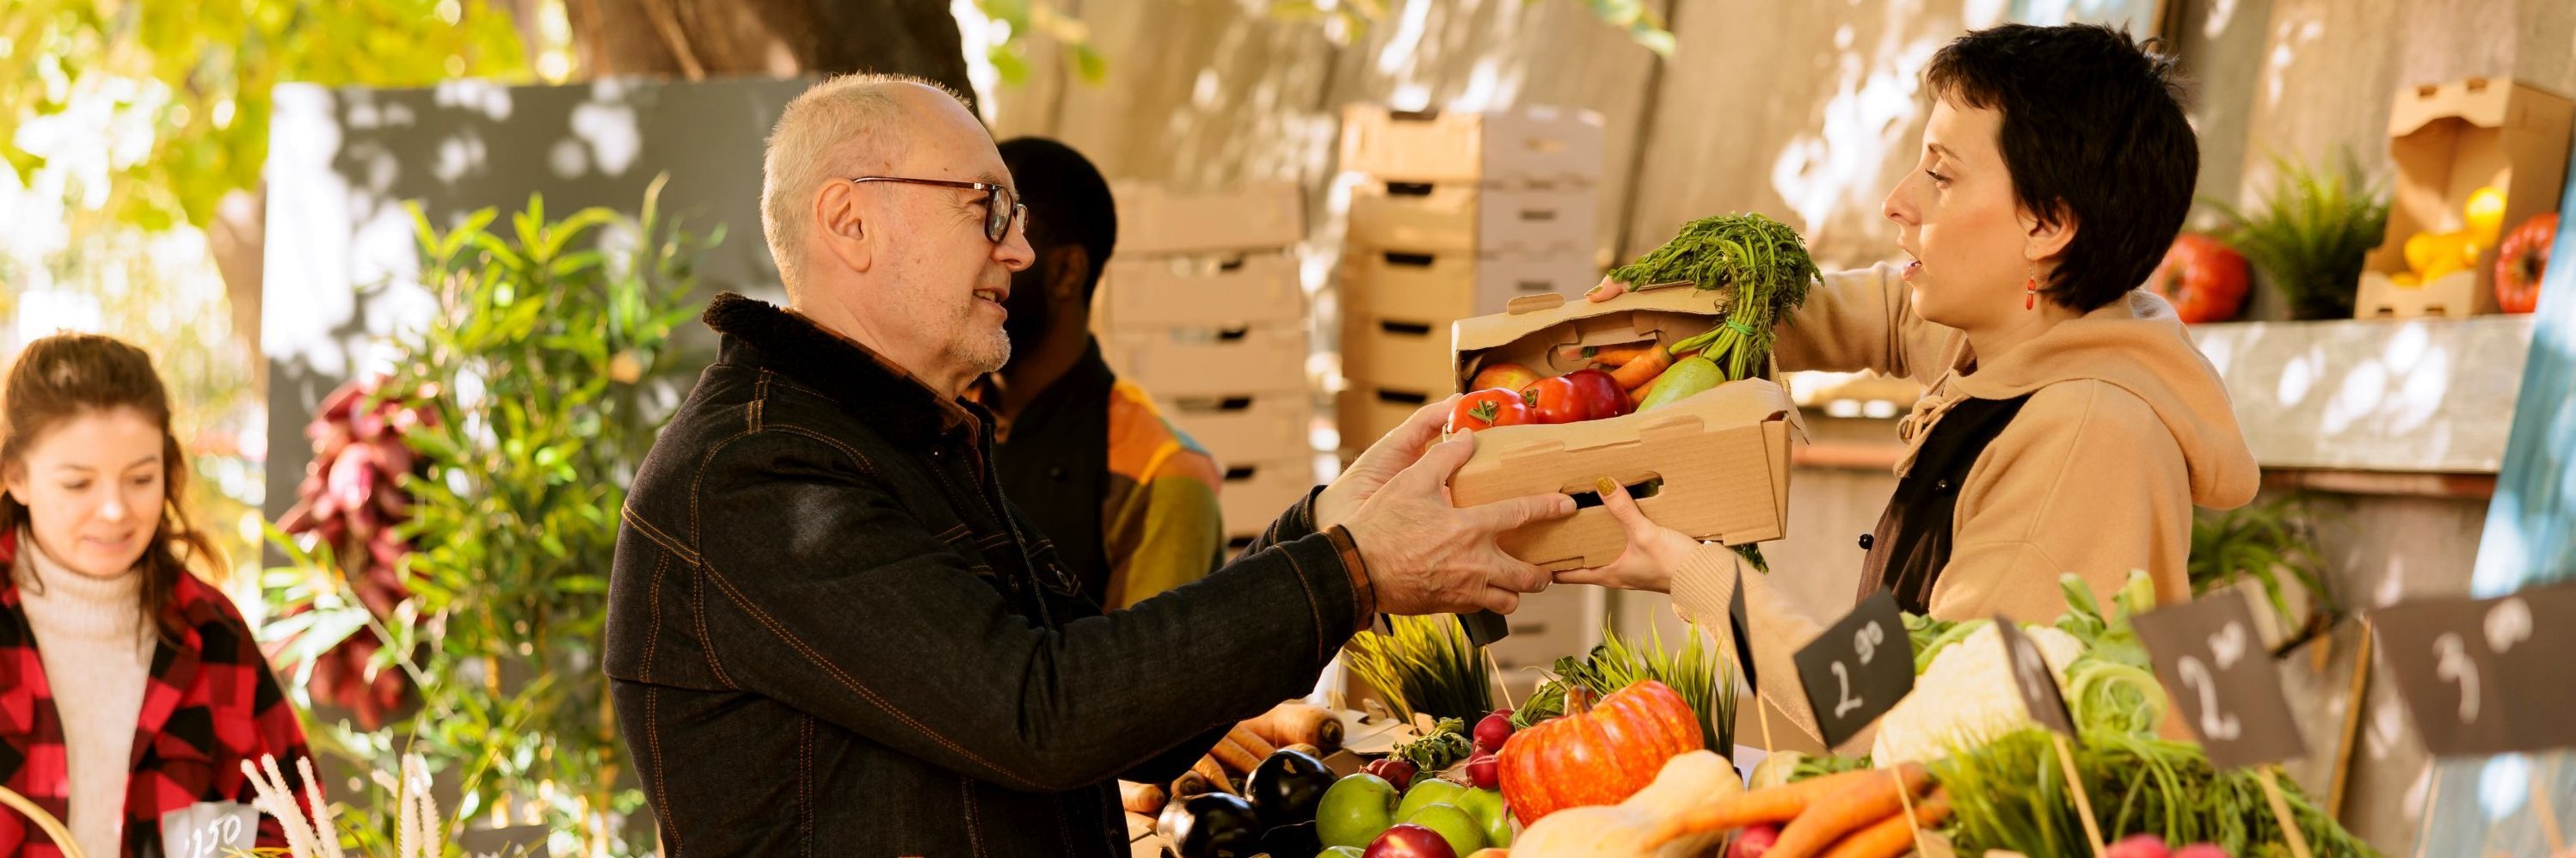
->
[564,0,974,106]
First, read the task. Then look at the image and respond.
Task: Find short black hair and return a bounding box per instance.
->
[998,137,1117,299]
[1926,23,2196,312]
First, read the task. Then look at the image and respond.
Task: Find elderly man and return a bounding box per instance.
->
[603,75,1572,854]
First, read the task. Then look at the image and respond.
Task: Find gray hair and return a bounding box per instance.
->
[759,73,972,299]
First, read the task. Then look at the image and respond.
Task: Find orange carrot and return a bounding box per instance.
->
[1554,343,1657,367]
[1644,769,1882,847]
[1768,763,1933,858]
[1609,345,1675,389]
[1817,788,1952,858]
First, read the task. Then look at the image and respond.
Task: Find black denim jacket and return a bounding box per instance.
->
[604,293,1362,855]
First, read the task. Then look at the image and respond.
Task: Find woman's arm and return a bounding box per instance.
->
[1664,544,1842,750]
[1770,264,1958,383]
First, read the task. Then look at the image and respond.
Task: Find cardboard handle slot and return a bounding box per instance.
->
[1392,108,1442,121]
[1525,138,1570,155]
[1216,254,1249,272]
[1517,280,1554,292]
[1386,181,1436,197]
[1174,395,1256,414]
[1215,326,1251,341]
[1564,475,1664,509]
[1374,389,1431,406]
[1382,251,1437,267]
[1506,293,1568,314]
[1519,209,1558,222]
[1377,320,1435,336]
[1223,464,1261,481]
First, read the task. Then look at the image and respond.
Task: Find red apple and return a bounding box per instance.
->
[1464,753,1500,789]
[1472,711,1515,754]
[1470,363,1540,394]
[1365,824,1460,858]
[1363,757,1417,792]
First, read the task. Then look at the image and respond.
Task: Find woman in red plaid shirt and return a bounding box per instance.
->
[0,334,312,857]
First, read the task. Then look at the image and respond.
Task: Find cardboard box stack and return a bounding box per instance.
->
[1097,182,1318,543]
[1336,106,1609,453]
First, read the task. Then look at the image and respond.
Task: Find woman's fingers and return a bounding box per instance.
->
[1594,475,1653,534]
[1583,276,1630,303]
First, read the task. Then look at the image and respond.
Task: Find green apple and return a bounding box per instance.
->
[1400,802,1486,856]
[1452,788,1512,848]
[1394,778,1470,821]
[1322,849,1367,858]
[1317,773,1399,849]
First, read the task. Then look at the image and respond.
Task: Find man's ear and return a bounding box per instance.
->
[2022,201,2079,263]
[815,180,873,274]
[1048,245,1091,302]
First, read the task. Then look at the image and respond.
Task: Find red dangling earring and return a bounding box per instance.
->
[2024,263,2038,310]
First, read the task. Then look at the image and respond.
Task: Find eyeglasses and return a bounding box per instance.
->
[849,176,1027,244]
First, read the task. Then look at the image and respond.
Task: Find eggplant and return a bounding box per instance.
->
[1257,820,1321,858]
[1244,749,1337,829]
[1155,793,1263,858]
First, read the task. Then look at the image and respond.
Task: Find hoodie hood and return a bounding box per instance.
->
[1920,289,2259,508]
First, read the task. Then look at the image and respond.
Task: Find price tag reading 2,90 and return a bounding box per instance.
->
[2372,580,2576,757]
[2132,592,2306,769]
[1792,591,1915,748]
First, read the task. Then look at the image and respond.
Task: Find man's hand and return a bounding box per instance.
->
[1315,394,1458,532]
[1339,432,1575,616]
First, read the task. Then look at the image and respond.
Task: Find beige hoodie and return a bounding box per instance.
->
[1668,263,2259,750]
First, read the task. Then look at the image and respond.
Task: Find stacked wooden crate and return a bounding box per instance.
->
[1334,105,1608,451]
[1097,182,1318,544]
[1331,107,1611,693]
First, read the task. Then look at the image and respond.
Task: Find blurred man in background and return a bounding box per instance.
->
[976,137,1226,610]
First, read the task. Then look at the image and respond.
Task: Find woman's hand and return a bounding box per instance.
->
[1583,275,1632,303]
[1554,476,1700,593]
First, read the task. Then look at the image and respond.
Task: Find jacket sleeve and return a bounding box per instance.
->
[1771,263,1958,384]
[687,433,1362,794]
[1928,380,2198,621]
[1665,544,1852,752]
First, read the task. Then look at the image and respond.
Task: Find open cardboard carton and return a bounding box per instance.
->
[1340,105,1607,187]
[1446,288,1798,570]
[2356,77,2573,317]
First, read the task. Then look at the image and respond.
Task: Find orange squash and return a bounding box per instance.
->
[1496,679,1704,826]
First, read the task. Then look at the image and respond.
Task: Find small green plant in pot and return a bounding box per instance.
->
[2205,149,2390,320]
[2189,493,2337,649]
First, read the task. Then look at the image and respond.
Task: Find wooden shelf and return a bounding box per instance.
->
[2188,316,2534,475]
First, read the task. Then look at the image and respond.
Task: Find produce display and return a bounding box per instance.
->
[2143,234,2252,323]
[1318,715,1519,858]
[2388,184,2506,288]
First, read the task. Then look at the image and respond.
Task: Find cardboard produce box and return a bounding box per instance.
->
[1346,180,1596,256]
[1115,181,1306,256]
[1217,457,1320,540]
[1340,105,1606,187]
[2356,77,2574,317]
[1343,248,1597,322]
[1100,252,1303,329]
[1340,312,1455,392]
[1104,325,1307,398]
[1165,393,1313,466]
[1444,290,1797,570]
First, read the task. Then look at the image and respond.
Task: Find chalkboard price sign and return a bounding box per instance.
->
[1793,591,1915,748]
[2132,592,2307,769]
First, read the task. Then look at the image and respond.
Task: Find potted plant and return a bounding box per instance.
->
[2205,150,2391,321]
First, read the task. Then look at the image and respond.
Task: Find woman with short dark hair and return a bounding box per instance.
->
[0,333,316,855]
[1575,23,2258,748]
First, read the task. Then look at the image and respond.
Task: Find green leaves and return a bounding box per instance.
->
[2206,149,2390,321]
[1343,615,1496,724]
[267,177,714,854]
[1611,212,1819,383]
[2188,494,2333,634]
[1514,622,1739,751]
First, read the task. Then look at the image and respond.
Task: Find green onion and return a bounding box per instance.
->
[1608,212,1821,383]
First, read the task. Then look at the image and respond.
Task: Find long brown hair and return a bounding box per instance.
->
[1,333,223,644]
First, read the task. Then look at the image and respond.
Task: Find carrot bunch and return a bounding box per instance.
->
[1645,763,1952,858]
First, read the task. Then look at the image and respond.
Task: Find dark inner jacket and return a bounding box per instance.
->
[602,293,1364,856]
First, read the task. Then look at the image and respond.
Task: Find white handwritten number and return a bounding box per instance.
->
[2434,632,2480,723]
[1831,661,1864,719]
[1854,622,1884,665]
[2177,655,2242,741]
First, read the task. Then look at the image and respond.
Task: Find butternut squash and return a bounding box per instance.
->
[1511,750,1744,857]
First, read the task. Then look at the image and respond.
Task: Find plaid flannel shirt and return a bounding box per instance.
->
[0,530,314,857]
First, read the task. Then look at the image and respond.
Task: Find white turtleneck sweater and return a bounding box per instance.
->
[15,530,154,858]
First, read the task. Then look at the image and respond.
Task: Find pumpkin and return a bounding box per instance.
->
[1511,750,1743,857]
[2496,211,2557,315]
[1496,679,1704,826]
[2143,233,2251,324]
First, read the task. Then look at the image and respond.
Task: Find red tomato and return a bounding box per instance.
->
[2496,212,2556,315]
[1448,388,1536,433]
[2143,233,2251,323]
[1470,362,1540,393]
[1522,376,1587,424]
[1566,368,1632,420]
